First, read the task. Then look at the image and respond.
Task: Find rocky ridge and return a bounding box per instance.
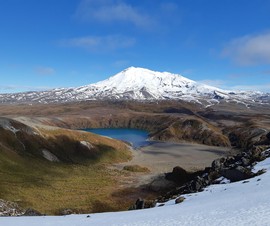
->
[130,146,270,210]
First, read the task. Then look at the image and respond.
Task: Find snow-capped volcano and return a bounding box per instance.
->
[79,66,221,100]
[93,66,199,97]
[0,67,269,105]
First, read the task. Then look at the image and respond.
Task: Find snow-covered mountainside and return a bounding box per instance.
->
[2,154,270,226]
[0,67,269,105]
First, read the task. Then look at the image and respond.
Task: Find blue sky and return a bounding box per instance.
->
[0,0,270,93]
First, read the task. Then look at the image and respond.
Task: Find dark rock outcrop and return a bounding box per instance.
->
[23,208,43,216]
[129,198,145,210]
[156,145,270,204]
[220,166,254,182]
[165,166,190,184]
[175,196,185,204]
[211,158,226,171]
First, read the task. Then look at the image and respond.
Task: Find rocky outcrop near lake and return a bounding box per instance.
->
[155,145,270,204]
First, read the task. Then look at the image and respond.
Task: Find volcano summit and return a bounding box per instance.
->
[0,67,269,105]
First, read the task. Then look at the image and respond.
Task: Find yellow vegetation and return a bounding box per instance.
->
[0,126,133,214]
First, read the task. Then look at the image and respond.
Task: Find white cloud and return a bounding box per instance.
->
[74,0,153,29]
[0,85,17,91]
[222,32,270,65]
[199,79,270,92]
[198,79,227,88]
[61,35,135,52]
[198,79,270,92]
[230,84,270,92]
[35,67,55,75]
[0,85,53,93]
[112,60,130,68]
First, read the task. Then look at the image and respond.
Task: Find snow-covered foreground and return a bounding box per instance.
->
[2,158,270,226]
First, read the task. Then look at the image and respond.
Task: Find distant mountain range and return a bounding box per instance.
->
[0,67,269,106]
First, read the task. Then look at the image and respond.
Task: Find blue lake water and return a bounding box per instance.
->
[84,128,151,148]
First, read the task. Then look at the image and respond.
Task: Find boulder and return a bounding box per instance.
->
[165,166,189,183]
[190,176,207,192]
[135,198,145,209]
[23,208,43,216]
[175,196,185,204]
[224,156,235,167]
[261,149,270,159]
[266,132,270,140]
[221,166,254,182]
[250,146,266,161]
[207,170,220,181]
[144,200,157,208]
[241,157,250,166]
[211,158,226,171]
[59,208,74,215]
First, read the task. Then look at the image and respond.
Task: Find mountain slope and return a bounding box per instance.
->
[0,67,269,105]
[77,67,222,100]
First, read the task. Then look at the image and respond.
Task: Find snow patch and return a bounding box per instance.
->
[80,141,94,149]
[0,118,19,134]
[42,150,59,162]
[214,176,231,184]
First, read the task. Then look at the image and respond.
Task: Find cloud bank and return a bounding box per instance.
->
[222,32,270,65]
[35,67,55,75]
[230,84,270,92]
[61,35,135,52]
[74,0,153,29]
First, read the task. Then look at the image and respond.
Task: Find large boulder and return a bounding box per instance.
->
[266,132,270,140]
[211,158,226,171]
[165,166,190,184]
[23,208,43,216]
[175,196,185,204]
[261,148,270,159]
[190,176,209,192]
[221,166,254,182]
[135,198,145,209]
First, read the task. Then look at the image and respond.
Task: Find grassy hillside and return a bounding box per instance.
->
[0,117,132,214]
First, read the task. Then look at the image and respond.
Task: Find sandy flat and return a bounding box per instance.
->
[119,142,231,174]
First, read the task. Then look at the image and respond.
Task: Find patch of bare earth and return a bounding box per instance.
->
[111,142,231,189]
